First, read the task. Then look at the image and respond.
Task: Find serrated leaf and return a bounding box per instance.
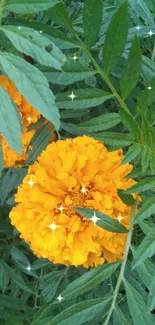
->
[57,261,120,301]
[137,77,155,112]
[83,0,103,47]
[35,298,111,325]
[0,260,34,294]
[121,143,142,164]
[75,113,121,132]
[118,189,135,206]
[0,87,22,153]
[8,18,78,50]
[103,2,128,75]
[133,227,155,268]
[128,0,154,25]
[141,147,151,172]
[93,132,133,147]
[11,247,37,277]
[125,177,155,194]
[5,0,58,13]
[75,208,128,233]
[6,314,23,325]
[124,278,154,325]
[148,272,155,311]
[56,89,113,109]
[133,197,155,225]
[42,61,97,85]
[0,52,60,129]
[46,2,72,30]
[1,25,66,70]
[120,36,142,100]
[119,110,140,140]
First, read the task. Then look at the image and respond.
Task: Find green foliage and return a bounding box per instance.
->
[0,0,155,324]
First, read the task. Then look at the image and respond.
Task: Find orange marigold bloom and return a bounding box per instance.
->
[9,136,136,268]
[0,75,41,167]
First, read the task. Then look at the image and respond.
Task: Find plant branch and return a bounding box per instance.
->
[103,202,137,325]
[0,0,7,25]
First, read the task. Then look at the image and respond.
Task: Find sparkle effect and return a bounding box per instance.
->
[18,26,21,30]
[27,178,36,187]
[90,212,101,224]
[72,54,79,61]
[26,116,32,123]
[58,204,65,213]
[48,221,60,233]
[39,30,43,33]
[148,30,154,37]
[136,25,141,31]
[80,186,88,194]
[26,265,32,272]
[68,91,77,101]
[117,215,124,223]
[148,86,152,91]
[57,294,64,303]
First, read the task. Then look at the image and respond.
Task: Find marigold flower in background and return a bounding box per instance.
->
[10,136,137,268]
[0,75,40,167]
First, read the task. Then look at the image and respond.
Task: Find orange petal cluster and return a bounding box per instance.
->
[10,136,137,268]
[0,75,40,167]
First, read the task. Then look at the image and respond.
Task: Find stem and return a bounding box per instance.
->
[152,41,155,61]
[103,202,137,325]
[0,0,7,24]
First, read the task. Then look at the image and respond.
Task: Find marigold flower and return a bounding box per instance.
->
[9,136,137,268]
[0,75,40,167]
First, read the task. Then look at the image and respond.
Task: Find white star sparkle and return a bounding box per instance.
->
[27,116,32,123]
[90,212,101,224]
[18,26,21,30]
[148,30,154,37]
[57,294,64,303]
[117,215,124,223]
[135,25,141,31]
[72,54,78,61]
[26,265,32,272]
[58,204,65,213]
[148,85,152,90]
[80,186,88,194]
[39,30,43,33]
[68,91,77,101]
[27,178,36,187]
[48,221,60,233]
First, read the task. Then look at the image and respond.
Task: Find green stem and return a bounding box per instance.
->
[152,41,155,61]
[103,202,137,325]
[0,0,7,25]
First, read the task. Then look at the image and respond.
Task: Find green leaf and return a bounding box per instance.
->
[1,25,66,70]
[117,189,135,206]
[11,247,37,277]
[42,61,97,85]
[0,293,26,310]
[83,0,103,47]
[148,272,155,311]
[75,113,121,132]
[56,89,113,109]
[35,298,111,325]
[124,278,154,325]
[113,307,131,325]
[5,0,58,13]
[46,2,72,30]
[139,220,155,235]
[133,197,155,225]
[93,132,133,147]
[0,267,10,293]
[74,208,128,233]
[121,143,142,164]
[137,77,155,112]
[141,147,151,173]
[0,260,34,294]
[0,52,60,129]
[137,258,155,289]
[6,314,23,325]
[119,110,140,140]
[57,261,120,301]
[0,86,22,153]
[103,2,128,75]
[128,0,154,25]
[8,18,78,50]
[125,177,155,193]
[133,228,155,268]
[120,36,142,100]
